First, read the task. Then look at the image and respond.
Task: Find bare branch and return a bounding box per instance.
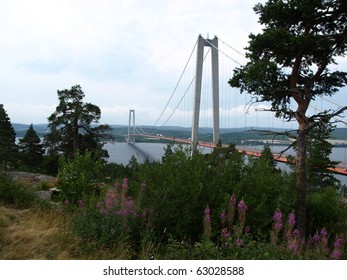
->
[304,106,347,132]
[277,141,296,159]
[248,128,298,139]
[244,96,260,114]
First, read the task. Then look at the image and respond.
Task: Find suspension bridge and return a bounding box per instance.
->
[126,35,347,176]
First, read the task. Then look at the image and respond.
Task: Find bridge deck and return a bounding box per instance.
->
[132,134,347,176]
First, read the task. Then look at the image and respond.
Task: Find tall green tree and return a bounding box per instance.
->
[229,0,347,236]
[0,104,17,171]
[306,123,340,190]
[44,85,114,160]
[18,124,44,172]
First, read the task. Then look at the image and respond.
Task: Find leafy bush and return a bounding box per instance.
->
[0,174,37,208]
[71,178,151,250]
[56,152,103,204]
[307,187,347,235]
[136,144,296,242]
[136,144,246,242]
[232,157,296,237]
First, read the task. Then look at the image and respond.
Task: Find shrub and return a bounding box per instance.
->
[56,151,102,204]
[0,174,37,208]
[306,187,347,236]
[136,144,245,242]
[232,157,296,237]
[71,178,151,250]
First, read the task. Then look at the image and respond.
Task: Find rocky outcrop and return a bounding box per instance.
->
[4,171,56,186]
[4,171,57,201]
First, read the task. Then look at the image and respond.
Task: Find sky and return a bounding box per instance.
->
[1,0,346,128]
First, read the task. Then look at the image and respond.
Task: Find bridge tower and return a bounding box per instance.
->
[191,35,220,152]
[128,109,135,144]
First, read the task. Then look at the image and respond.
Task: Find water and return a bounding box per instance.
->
[105,142,347,185]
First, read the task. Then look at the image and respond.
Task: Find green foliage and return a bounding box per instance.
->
[233,158,296,236]
[71,179,150,252]
[18,124,45,172]
[0,174,37,208]
[229,0,347,237]
[0,104,17,171]
[307,124,340,189]
[56,151,103,204]
[306,187,347,235]
[136,144,245,242]
[44,84,113,161]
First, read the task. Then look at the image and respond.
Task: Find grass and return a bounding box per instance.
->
[0,204,136,259]
[0,205,77,259]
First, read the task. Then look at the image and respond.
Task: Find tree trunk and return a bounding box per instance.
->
[296,128,308,237]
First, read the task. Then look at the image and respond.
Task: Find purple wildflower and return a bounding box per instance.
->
[274,222,283,231]
[272,208,283,232]
[204,207,211,222]
[293,229,300,237]
[244,225,250,234]
[238,200,248,212]
[236,238,244,247]
[312,232,320,244]
[220,211,227,224]
[117,209,129,216]
[230,194,237,207]
[273,208,282,224]
[288,211,296,228]
[331,248,343,260]
[320,228,328,238]
[221,228,230,239]
[288,239,299,254]
[333,237,344,248]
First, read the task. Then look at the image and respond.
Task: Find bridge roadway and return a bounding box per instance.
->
[132,134,347,176]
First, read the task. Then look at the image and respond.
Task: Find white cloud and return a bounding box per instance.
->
[0,0,345,128]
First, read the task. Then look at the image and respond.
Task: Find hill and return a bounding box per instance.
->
[12,123,347,144]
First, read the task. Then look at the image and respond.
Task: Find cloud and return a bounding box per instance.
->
[1,0,345,128]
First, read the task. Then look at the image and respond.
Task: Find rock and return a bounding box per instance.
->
[33,190,52,201]
[4,171,56,186]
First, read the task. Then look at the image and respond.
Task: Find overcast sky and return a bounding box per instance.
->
[1,0,346,128]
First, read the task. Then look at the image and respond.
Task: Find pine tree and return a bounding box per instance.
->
[307,123,340,190]
[229,0,347,236]
[44,85,114,160]
[18,124,44,172]
[0,104,17,171]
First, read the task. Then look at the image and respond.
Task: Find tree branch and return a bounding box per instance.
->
[304,106,347,132]
[248,128,298,140]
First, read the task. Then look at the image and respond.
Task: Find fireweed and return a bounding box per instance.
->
[72,178,153,247]
[219,194,249,249]
[270,208,283,245]
[214,199,345,259]
[271,209,345,259]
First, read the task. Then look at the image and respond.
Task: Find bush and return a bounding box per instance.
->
[0,174,37,208]
[71,178,151,251]
[232,157,296,237]
[136,144,245,242]
[307,187,347,235]
[56,152,103,204]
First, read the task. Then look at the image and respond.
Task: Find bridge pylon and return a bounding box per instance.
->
[128,109,135,144]
[191,35,220,152]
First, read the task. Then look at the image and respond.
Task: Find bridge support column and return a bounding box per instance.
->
[128,109,135,144]
[191,35,220,152]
